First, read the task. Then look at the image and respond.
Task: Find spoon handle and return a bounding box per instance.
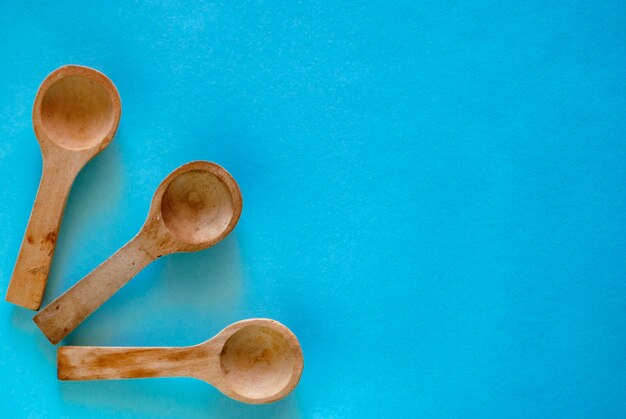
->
[58,345,211,381]
[6,159,80,310]
[34,234,155,344]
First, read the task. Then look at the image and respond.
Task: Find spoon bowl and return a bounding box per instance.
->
[6,65,121,310]
[154,161,242,249]
[219,322,299,402]
[57,319,304,404]
[34,161,242,344]
[37,72,118,150]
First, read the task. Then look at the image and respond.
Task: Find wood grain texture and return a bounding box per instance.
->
[6,65,121,310]
[58,345,215,380]
[33,234,153,343]
[34,161,243,343]
[58,319,304,404]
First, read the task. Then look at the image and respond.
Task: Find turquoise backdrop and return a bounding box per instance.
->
[1,1,625,417]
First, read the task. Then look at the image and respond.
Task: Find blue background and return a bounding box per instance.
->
[1,1,625,417]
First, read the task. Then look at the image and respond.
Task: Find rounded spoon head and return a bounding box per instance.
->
[210,319,304,404]
[33,65,121,153]
[147,161,243,252]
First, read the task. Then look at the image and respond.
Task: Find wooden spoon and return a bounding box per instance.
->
[58,318,303,404]
[34,161,243,344]
[6,65,122,310]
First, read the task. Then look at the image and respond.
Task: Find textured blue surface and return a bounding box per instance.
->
[1,1,626,417]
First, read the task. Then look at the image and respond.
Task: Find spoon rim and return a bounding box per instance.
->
[150,160,243,250]
[32,64,122,153]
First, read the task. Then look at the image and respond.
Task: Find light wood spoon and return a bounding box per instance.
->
[58,318,303,404]
[6,65,122,310]
[34,161,243,344]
